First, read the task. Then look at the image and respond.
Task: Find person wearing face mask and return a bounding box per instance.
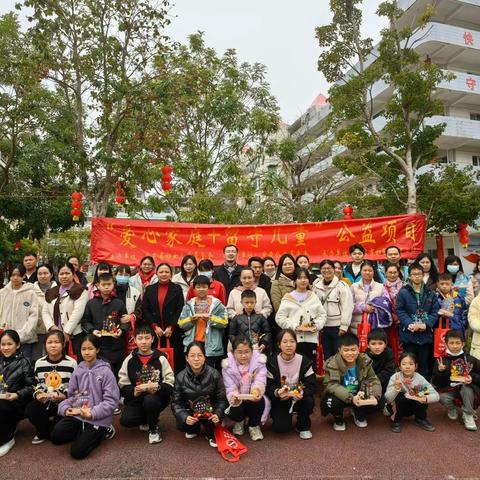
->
[444,255,470,297]
[186,259,226,304]
[115,265,141,318]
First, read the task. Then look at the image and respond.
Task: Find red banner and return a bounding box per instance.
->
[90,214,426,266]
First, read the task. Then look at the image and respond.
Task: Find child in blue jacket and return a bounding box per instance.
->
[436,273,467,333]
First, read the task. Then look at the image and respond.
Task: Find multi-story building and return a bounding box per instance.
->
[290,0,480,271]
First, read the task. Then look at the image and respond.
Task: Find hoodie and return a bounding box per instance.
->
[58,359,120,428]
[0,282,38,344]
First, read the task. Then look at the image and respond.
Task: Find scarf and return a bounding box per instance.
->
[139,269,155,286]
[384,278,403,302]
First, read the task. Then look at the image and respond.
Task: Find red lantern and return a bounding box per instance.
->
[343,205,353,220]
[162,174,172,183]
[161,165,173,192]
[116,195,126,204]
[71,191,83,221]
[162,182,172,191]
[457,224,469,248]
[115,181,126,205]
[161,165,173,175]
[14,240,21,251]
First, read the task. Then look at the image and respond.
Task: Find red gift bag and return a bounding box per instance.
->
[158,338,175,371]
[316,338,325,376]
[434,317,450,358]
[358,312,371,353]
[214,425,248,462]
[124,315,137,355]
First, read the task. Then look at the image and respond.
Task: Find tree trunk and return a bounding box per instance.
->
[405,150,417,214]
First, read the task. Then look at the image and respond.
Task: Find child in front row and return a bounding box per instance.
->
[119,325,174,444]
[25,330,77,445]
[366,328,395,399]
[431,330,480,431]
[321,333,382,431]
[178,275,228,369]
[229,290,271,353]
[0,330,34,458]
[50,334,120,459]
[385,352,439,433]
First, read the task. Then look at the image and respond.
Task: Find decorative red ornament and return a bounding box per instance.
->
[71,192,83,201]
[71,208,81,217]
[161,165,173,192]
[71,191,83,221]
[115,181,126,205]
[71,201,82,209]
[161,165,173,175]
[343,205,354,220]
[14,240,21,251]
[162,174,172,183]
[457,224,469,248]
[116,196,126,204]
[162,182,172,191]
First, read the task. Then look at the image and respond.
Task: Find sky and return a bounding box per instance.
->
[0,0,386,124]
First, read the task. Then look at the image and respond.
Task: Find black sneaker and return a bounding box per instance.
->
[414,418,435,432]
[105,425,116,440]
[391,421,401,433]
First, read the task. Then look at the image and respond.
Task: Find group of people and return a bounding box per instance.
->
[0,243,479,460]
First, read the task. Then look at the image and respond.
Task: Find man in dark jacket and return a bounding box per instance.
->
[81,273,128,377]
[23,252,38,284]
[248,256,272,294]
[67,256,88,287]
[213,244,243,297]
[396,262,440,378]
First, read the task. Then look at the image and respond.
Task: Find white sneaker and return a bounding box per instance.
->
[333,417,346,431]
[208,438,217,448]
[447,408,459,421]
[0,438,15,457]
[232,421,245,436]
[352,411,368,428]
[148,427,162,444]
[113,407,121,415]
[139,424,149,432]
[185,432,197,439]
[248,425,264,441]
[463,413,478,431]
[299,430,313,440]
[31,436,46,445]
[105,425,116,440]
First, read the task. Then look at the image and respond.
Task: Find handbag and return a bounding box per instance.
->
[214,425,248,462]
[434,317,450,358]
[358,312,371,353]
[124,314,137,355]
[158,338,174,371]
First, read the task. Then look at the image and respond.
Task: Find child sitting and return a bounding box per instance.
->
[366,328,395,394]
[321,333,382,431]
[118,325,174,443]
[436,273,468,333]
[229,290,271,353]
[385,352,439,433]
[178,275,228,369]
[81,272,128,377]
[431,330,480,431]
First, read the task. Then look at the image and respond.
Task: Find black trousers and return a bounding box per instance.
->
[393,392,428,422]
[321,326,340,362]
[120,391,170,430]
[0,400,23,445]
[70,333,84,362]
[402,343,432,379]
[177,418,215,440]
[50,417,107,459]
[270,395,314,433]
[296,342,317,366]
[321,394,377,420]
[25,399,61,439]
[227,398,265,427]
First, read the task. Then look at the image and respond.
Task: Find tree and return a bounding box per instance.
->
[21,0,171,216]
[316,0,453,213]
[143,32,280,223]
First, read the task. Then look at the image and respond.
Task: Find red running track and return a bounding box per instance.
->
[2,403,479,479]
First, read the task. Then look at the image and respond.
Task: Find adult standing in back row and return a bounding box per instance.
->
[213,245,243,297]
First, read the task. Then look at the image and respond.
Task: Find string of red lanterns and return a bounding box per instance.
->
[115,181,126,205]
[457,224,469,248]
[162,165,173,191]
[70,191,83,221]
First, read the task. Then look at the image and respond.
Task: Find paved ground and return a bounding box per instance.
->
[3,402,480,480]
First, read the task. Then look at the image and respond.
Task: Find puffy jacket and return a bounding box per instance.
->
[0,282,39,344]
[435,291,467,333]
[171,364,227,424]
[172,272,193,300]
[43,284,89,336]
[178,296,228,357]
[468,296,480,360]
[275,291,326,344]
[226,286,272,320]
[115,284,141,316]
[270,274,295,312]
[351,280,384,332]
[129,272,158,295]
[229,311,271,349]
[221,351,271,424]
[33,281,57,336]
[312,276,353,331]
[118,349,174,402]
[0,351,34,403]
[431,352,480,393]
[58,359,120,428]
[321,352,382,412]
[266,353,316,401]
[395,284,440,345]
[366,347,395,392]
